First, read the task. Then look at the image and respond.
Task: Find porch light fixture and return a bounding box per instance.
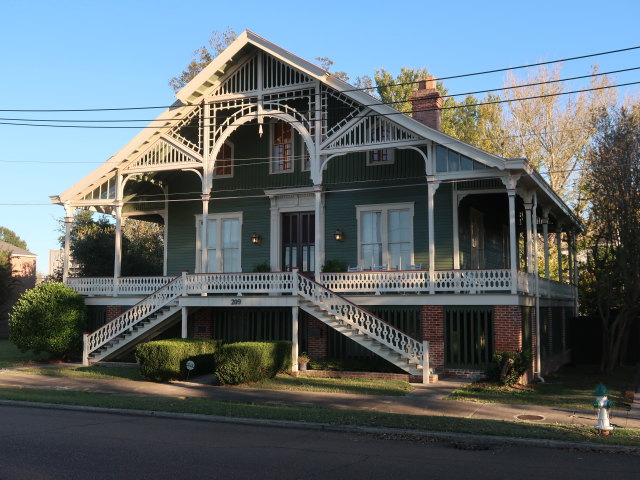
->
[250,232,261,245]
[334,229,344,242]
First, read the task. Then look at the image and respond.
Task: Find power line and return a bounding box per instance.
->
[1,79,637,130]
[1,45,639,113]
[0,65,634,124]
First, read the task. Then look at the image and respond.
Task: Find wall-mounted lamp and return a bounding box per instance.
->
[334,229,344,242]
[250,232,262,245]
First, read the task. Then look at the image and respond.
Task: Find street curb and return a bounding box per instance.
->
[1,399,638,455]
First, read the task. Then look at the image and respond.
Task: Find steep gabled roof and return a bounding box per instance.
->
[53,30,581,229]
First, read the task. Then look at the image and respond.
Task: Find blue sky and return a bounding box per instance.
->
[1,0,639,273]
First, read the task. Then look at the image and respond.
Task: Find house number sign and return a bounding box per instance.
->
[231,298,242,305]
[185,360,195,371]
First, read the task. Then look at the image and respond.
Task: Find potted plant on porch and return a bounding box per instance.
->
[298,352,310,371]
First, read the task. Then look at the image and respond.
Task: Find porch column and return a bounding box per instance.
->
[291,306,299,372]
[452,182,460,270]
[62,202,73,284]
[313,184,324,283]
[162,186,169,276]
[507,188,518,294]
[181,307,188,339]
[541,210,550,280]
[523,197,534,274]
[556,226,563,282]
[113,203,123,296]
[427,179,440,293]
[568,231,575,285]
[113,173,124,296]
[200,193,210,273]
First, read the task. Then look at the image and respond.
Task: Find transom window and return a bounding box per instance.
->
[214,142,234,178]
[195,213,242,273]
[271,121,293,173]
[357,203,413,270]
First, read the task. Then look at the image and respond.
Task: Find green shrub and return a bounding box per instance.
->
[486,350,532,386]
[135,339,222,382]
[321,259,347,273]
[8,282,86,359]
[252,261,271,272]
[214,341,291,385]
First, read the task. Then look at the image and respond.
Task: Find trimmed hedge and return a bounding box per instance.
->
[135,339,222,382]
[214,341,291,385]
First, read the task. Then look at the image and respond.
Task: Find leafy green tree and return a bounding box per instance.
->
[374,67,431,114]
[9,282,86,359]
[64,211,163,277]
[0,249,12,305]
[169,28,238,92]
[583,104,640,372]
[0,226,27,250]
[314,56,350,82]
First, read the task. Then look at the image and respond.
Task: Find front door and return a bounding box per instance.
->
[281,212,315,274]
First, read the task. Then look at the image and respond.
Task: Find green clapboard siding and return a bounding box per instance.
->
[324,183,429,269]
[434,183,453,269]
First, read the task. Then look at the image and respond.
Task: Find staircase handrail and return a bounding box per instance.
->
[85,275,183,355]
[296,272,424,365]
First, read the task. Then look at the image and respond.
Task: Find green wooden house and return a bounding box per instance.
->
[51,31,581,382]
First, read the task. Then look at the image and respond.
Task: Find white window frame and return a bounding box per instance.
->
[356,202,414,269]
[212,141,234,179]
[270,121,294,174]
[195,212,243,273]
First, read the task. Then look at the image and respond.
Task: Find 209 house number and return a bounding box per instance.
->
[231,298,242,305]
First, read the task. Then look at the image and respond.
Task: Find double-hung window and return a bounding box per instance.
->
[195,213,242,272]
[213,142,234,178]
[271,121,293,173]
[357,203,413,270]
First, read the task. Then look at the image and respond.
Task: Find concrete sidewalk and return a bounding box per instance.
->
[1,366,638,430]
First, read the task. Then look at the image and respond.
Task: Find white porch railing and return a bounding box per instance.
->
[68,270,575,299]
[67,276,173,296]
[84,275,184,361]
[431,269,512,293]
[185,272,295,295]
[296,273,425,367]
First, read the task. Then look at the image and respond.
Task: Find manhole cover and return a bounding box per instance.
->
[516,414,545,421]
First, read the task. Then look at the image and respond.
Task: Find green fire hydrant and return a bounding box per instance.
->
[593,383,614,435]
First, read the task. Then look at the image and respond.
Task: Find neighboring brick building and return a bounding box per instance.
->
[0,241,37,339]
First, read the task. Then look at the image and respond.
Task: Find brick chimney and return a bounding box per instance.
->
[408,75,443,131]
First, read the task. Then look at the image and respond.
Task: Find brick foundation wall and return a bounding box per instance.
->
[193,309,215,339]
[421,305,444,371]
[105,306,123,323]
[494,305,522,352]
[306,315,328,359]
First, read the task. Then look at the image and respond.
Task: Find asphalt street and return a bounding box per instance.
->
[0,404,638,479]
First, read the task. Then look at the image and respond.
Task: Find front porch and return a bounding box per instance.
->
[68,268,576,300]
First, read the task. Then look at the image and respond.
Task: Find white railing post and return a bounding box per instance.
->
[82,333,89,366]
[181,271,188,296]
[422,341,430,384]
[291,268,299,296]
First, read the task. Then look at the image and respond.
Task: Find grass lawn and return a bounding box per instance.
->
[5,365,144,381]
[448,365,636,412]
[0,340,49,368]
[0,386,638,447]
[233,374,414,396]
